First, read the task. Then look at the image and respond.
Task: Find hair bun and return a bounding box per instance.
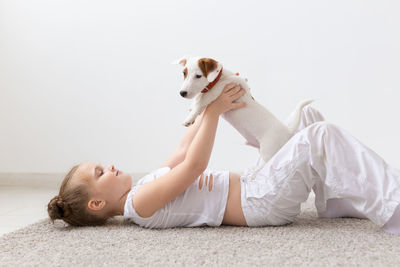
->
[47,195,71,221]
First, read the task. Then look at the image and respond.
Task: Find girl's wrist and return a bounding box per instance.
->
[205,105,221,117]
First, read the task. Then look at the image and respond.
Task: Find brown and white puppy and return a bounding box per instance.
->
[173,56,313,166]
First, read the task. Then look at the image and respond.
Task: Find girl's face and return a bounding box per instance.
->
[73,162,132,212]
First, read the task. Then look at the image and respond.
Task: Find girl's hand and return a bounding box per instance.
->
[207,83,247,115]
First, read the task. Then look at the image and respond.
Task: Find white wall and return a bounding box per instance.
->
[1,0,399,174]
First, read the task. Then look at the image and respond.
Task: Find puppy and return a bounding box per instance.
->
[173,56,313,167]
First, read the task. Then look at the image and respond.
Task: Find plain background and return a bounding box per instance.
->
[1,0,399,174]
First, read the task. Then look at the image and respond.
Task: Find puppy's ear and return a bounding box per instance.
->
[171,57,187,67]
[198,58,223,82]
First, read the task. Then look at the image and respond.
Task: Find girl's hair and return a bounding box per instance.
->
[47,164,109,226]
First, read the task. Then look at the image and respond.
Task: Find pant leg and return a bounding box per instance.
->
[309,122,400,226]
[241,121,400,227]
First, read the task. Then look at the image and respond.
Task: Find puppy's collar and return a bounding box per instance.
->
[201,68,223,93]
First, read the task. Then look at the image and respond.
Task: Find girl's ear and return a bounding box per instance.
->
[88,199,106,211]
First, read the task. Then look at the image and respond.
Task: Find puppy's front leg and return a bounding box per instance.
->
[182,104,206,127]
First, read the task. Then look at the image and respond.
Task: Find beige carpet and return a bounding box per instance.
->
[1,195,400,266]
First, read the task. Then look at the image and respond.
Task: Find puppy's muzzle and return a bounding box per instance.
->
[180,91,187,97]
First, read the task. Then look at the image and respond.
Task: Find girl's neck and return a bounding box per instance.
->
[112,188,131,216]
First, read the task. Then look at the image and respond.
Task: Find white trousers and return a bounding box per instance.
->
[240,105,400,227]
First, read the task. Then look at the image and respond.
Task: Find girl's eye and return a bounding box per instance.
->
[195,74,202,78]
[99,170,104,176]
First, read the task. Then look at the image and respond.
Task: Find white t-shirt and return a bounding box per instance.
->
[123,167,230,229]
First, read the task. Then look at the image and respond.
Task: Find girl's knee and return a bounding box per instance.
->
[308,121,338,135]
[302,105,325,121]
[302,104,317,115]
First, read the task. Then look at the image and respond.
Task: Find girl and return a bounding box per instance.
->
[48,83,400,234]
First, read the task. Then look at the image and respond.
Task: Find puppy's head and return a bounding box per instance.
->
[173,56,223,99]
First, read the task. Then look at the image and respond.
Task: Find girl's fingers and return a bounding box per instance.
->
[224,83,238,92]
[228,85,241,94]
[233,102,247,109]
[228,85,242,96]
[231,88,246,99]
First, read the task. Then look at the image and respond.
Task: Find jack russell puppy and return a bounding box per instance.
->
[173,56,313,169]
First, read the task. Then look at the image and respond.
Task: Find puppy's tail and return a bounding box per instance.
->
[287,99,315,134]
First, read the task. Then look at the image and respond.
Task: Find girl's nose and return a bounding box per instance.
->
[108,165,115,171]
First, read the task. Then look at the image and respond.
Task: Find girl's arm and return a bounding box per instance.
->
[132,84,246,218]
[160,109,206,169]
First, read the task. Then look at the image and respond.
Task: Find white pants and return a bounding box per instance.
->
[240,105,400,227]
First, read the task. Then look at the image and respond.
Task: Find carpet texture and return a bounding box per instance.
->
[1,195,400,266]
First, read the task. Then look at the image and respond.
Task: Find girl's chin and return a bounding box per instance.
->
[123,173,133,180]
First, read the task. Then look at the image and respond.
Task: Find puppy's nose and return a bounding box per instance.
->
[180,91,187,97]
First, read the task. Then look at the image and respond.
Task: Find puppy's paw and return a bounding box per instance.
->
[183,112,197,127]
[182,120,195,127]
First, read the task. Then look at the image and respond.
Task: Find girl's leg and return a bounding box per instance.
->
[290,106,367,219]
[304,122,400,228]
[241,121,400,229]
[273,105,365,219]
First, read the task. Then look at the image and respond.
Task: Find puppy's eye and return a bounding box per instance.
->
[195,74,202,78]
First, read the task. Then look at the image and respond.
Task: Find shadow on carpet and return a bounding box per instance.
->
[1,196,400,266]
